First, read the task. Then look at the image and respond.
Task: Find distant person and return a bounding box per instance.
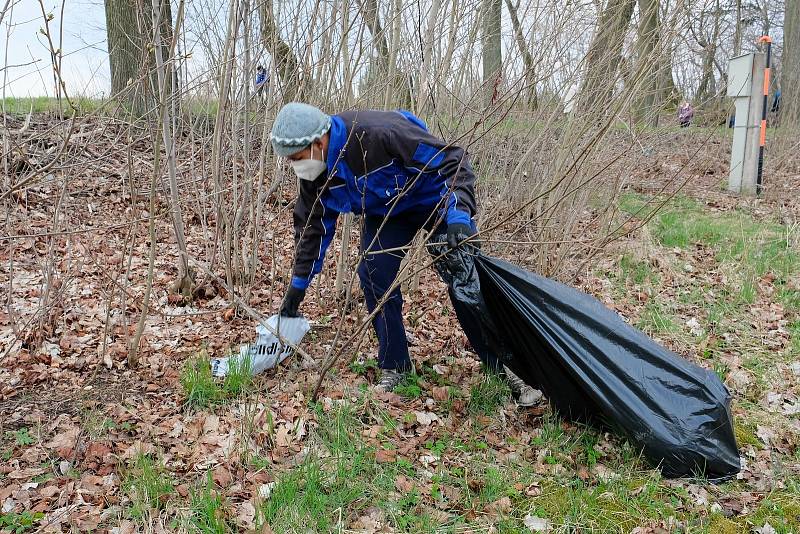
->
[678,101,694,128]
[254,65,268,97]
[771,89,781,114]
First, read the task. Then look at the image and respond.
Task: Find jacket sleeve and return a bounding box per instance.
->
[291,178,339,290]
[385,113,477,226]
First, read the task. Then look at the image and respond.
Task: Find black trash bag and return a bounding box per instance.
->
[430,241,514,372]
[431,240,740,480]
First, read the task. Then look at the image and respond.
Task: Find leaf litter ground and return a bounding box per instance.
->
[1,122,800,533]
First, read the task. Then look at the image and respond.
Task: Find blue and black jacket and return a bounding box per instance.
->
[290,109,477,290]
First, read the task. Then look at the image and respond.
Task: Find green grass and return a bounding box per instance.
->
[259,405,372,531]
[734,421,763,449]
[181,356,222,408]
[188,473,234,533]
[221,352,253,397]
[393,373,423,399]
[618,192,800,357]
[468,370,511,415]
[123,454,175,521]
[528,475,686,532]
[746,486,800,533]
[1,96,102,116]
[643,199,798,293]
[180,349,255,409]
[349,357,378,375]
[259,456,367,531]
[636,300,678,334]
[790,321,800,357]
[0,511,44,533]
[257,402,463,532]
[619,253,657,286]
[182,97,220,119]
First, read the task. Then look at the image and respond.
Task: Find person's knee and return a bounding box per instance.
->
[357,261,376,301]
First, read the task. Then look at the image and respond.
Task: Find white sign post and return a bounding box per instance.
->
[727,52,766,195]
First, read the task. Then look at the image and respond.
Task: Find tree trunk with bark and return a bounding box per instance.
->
[360,0,389,63]
[258,0,303,102]
[481,0,502,106]
[784,0,800,125]
[359,0,410,107]
[104,0,147,115]
[504,0,537,109]
[733,0,743,56]
[634,0,661,125]
[105,0,174,115]
[577,0,636,115]
[151,0,192,297]
[695,0,721,106]
[416,0,442,113]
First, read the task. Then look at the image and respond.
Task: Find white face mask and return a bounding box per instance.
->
[290,145,327,181]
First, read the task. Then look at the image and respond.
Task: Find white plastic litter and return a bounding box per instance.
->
[211,314,310,377]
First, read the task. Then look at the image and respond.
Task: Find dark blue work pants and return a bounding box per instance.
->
[357,208,500,373]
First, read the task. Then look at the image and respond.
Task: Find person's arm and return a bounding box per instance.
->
[291,178,339,290]
[385,113,477,227]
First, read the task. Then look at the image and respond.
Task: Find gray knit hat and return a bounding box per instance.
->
[270,102,332,157]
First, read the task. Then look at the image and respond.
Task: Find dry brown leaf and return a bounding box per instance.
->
[432,386,449,401]
[375,448,397,464]
[413,411,438,426]
[8,467,48,480]
[275,424,292,448]
[395,474,414,493]
[485,496,512,516]
[44,426,79,452]
[235,501,256,530]
[39,485,60,498]
[212,465,233,488]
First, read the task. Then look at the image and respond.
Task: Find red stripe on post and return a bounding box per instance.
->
[763,68,770,96]
[760,120,767,146]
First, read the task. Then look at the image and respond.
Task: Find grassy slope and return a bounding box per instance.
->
[151,193,797,533]
[6,193,795,533]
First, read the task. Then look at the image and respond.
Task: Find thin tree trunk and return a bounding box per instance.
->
[341,0,354,104]
[360,0,390,61]
[504,0,537,108]
[129,128,160,367]
[695,1,720,105]
[384,0,402,109]
[212,0,239,292]
[634,0,661,125]
[317,0,335,99]
[416,0,442,113]
[481,0,502,105]
[733,0,742,56]
[151,0,192,296]
[438,0,460,87]
[784,0,800,125]
[360,0,409,106]
[258,0,302,102]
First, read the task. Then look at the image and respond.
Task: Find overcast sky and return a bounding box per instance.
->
[3,0,109,98]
